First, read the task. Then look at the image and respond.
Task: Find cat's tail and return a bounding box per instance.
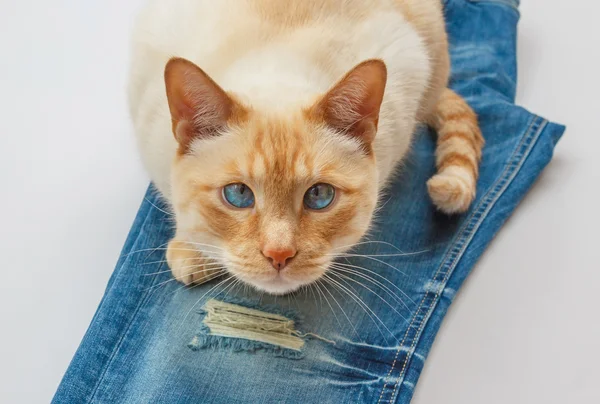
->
[426,88,484,214]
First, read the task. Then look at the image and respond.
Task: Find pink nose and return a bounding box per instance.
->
[262,248,297,271]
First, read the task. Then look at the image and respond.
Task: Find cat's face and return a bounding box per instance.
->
[165,58,386,294]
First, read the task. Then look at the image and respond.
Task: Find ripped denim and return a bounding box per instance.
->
[54,1,565,403]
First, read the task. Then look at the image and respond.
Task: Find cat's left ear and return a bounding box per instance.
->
[164,57,247,153]
[309,59,387,146]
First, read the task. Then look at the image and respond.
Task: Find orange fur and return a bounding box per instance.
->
[130,0,484,293]
[169,110,378,293]
[163,59,383,293]
[427,89,484,213]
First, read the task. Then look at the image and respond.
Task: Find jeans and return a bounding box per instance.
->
[54,1,565,403]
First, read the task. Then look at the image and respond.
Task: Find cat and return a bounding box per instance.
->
[128,0,484,295]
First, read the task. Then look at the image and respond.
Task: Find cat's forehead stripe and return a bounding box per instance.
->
[243,118,317,184]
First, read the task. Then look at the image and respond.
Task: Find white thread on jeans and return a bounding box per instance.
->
[380,117,548,403]
[201,299,335,351]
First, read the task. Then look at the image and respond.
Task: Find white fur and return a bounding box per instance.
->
[128,0,431,198]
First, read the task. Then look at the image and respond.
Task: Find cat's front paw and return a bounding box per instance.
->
[166,239,222,285]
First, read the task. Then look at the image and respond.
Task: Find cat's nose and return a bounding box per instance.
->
[262,248,297,271]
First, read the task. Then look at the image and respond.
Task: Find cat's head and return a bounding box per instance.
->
[165,57,387,294]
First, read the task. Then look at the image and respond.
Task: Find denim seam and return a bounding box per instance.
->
[88,264,165,403]
[389,117,547,403]
[86,207,164,403]
[377,266,431,404]
[82,208,152,340]
[378,115,547,403]
[388,117,546,403]
[80,204,152,402]
[468,0,519,10]
[469,0,521,16]
[444,1,520,15]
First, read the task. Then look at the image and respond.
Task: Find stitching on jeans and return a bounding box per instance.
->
[376,278,430,403]
[388,117,545,403]
[89,263,165,403]
[378,116,547,403]
[382,219,470,404]
[387,225,478,402]
[388,117,547,403]
[467,0,520,13]
[86,197,165,403]
[85,197,153,402]
[377,178,481,404]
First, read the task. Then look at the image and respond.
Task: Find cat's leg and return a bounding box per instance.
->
[166,238,222,285]
[426,88,484,214]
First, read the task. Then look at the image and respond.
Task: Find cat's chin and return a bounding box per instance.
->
[245,276,314,296]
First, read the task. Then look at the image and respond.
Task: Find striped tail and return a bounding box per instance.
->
[427,88,484,214]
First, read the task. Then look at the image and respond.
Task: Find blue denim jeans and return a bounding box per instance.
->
[54,1,565,403]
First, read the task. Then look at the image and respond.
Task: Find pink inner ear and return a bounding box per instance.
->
[172,98,197,125]
[164,57,237,150]
[317,59,387,143]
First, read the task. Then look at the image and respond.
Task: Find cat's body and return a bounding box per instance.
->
[129,0,483,294]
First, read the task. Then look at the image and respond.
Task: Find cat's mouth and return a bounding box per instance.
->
[252,276,302,295]
[228,264,326,295]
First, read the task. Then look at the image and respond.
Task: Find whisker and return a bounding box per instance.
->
[327,254,407,276]
[314,280,344,330]
[321,274,390,344]
[141,249,224,266]
[329,262,416,305]
[157,264,227,280]
[313,281,324,309]
[332,240,405,252]
[308,283,318,303]
[179,275,235,329]
[325,275,398,342]
[141,257,202,266]
[121,242,170,259]
[374,195,393,213]
[122,246,208,258]
[222,277,244,301]
[290,290,300,310]
[318,277,362,341]
[328,271,409,322]
[328,250,429,258]
[330,273,391,343]
[175,241,226,251]
[214,275,242,301]
[147,268,228,293]
[182,266,228,276]
[124,240,225,261]
[329,265,411,310]
[166,270,229,297]
[143,262,225,276]
[145,197,175,216]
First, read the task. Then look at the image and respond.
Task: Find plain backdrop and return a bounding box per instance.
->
[0,1,598,403]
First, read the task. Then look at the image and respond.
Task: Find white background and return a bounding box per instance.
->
[0,1,598,403]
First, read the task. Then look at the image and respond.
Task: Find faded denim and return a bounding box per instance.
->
[54,1,565,403]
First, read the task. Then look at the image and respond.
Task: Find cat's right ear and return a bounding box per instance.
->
[308,59,387,150]
[164,57,247,153]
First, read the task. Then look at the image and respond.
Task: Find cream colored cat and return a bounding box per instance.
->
[128,0,483,294]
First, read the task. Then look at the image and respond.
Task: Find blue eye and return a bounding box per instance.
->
[304,183,335,210]
[223,183,255,208]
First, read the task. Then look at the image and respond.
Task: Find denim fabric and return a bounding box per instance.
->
[54,1,564,403]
